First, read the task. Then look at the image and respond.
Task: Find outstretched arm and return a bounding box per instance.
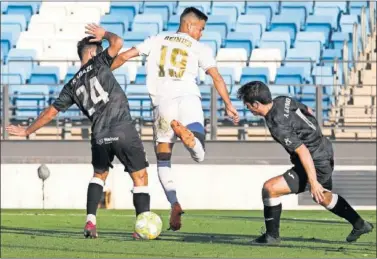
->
[206,67,240,124]
[85,24,123,58]
[6,105,59,137]
[110,47,140,71]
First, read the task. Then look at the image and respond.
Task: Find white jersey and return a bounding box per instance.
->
[135,32,216,104]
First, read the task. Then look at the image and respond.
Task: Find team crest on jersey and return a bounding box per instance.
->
[157,116,170,133]
[284,138,292,146]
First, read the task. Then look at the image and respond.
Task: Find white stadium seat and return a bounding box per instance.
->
[16,32,47,58]
[216,48,247,82]
[75,2,110,15]
[38,3,71,18]
[28,15,60,36]
[249,48,282,82]
[69,7,102,23]
[39,49,70,80]
[118,48,142,82]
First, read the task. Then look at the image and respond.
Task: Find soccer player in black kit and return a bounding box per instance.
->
[237,81,373,244]
[6,24,150,239]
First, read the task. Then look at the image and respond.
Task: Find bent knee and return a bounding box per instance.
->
[131,168,148,186]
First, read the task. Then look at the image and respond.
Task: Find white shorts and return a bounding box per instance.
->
[153,95,204,143]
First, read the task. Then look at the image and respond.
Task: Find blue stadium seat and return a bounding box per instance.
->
[113,66,130,90]
[321,49,342,66]
[133,14,163,35]
[212,2,245,30]
[312,65,333,85]
[268,84,291,97]
[295,32,326,63]
[7,49,37,79]
[340,14,359,34]
[275,67,305,93]
[285,48,313,82]
[313,5,342,29]
[124,31,153,46]
[270,15,301,46]
[126,84,151,118]
[135,66,147,84]
[100,15,129,37]
[305,16,333,45]
[29,66,60,84]
[1,31,13,61]
[315,2,347,12]
[200,31,222,56]
[205,67,236,88]
[1,73,24,84]
[349,1,367,16]
[206,15,232,39]
[1,2,8,14]
[246,2,278,25]
[167,15,180,31]
[5,2,39,25]
[225,32,254,58]
[260,32,291,59]
[109,2,141,28]
[280,2,313,29]
[143,2,175,30]
[240,67,270,85]
[64,66,80,84]
[1,25,20,49]
[176,2,211,15]
[10,84,49,118]
[235,14,266,45]
[1,14,27,31]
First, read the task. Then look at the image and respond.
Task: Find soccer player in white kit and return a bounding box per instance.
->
[110,7,240,231]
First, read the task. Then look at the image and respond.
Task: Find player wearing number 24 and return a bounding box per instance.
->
[6,24,152,239]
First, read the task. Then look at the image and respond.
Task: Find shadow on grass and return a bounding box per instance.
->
[1,226,375,254]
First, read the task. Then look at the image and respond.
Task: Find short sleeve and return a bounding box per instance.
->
[135,36,156,56]
[198,44,217,71]
[271,126,303,154]
[95,48,115,67]
[52,84,74,112]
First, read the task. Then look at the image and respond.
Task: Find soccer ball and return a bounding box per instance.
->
[134,211,162,240]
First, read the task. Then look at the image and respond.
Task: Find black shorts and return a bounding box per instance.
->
[283,158,334,194]
[91,122,149,174]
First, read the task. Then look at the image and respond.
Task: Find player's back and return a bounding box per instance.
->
[54,50,132,137]
[136,32,216,102]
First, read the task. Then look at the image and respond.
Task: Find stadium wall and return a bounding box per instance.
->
[1,164,375,210]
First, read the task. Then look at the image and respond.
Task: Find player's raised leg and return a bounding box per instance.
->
[318,190,373,242]
[253,174,292,244]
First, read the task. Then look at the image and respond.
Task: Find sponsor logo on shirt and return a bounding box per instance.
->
[97,137,119,145]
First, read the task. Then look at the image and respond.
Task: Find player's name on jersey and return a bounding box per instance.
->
[72,64,93,84]
[164,36,192,48]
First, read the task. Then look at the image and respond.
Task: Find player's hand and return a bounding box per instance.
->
[5,124,28,137]
[310,181,325,204]
[225,104,240,125]
[85,23,106,42]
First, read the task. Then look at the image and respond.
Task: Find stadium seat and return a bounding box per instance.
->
[315,2,347,13]
[245,2,278,25]
[109,2,141,28]
[113,66,130,90]
[1,73,24,85]
[16,31,45,58]
[4,2,39,25]
[340,14,359,34]
[135,66,147,85]
[116,48,143,83]
[1,2,8,14]
[275,67,305,94]
[270,15,301,46]
[7,49,37,80]
[167,15,180,31]
[124,31,153,46]
[240,67,270,85]
[29,66,60,85]
[1,14,27,33]
[100,15,129,37]
[206,15,232,40]
[260,32,291,59]
[280,2,313,29]
[312,65,334,85]
[349,1,368,16]
[176,2,211,15]
[143,2,175,30]
[38,3,70,19]
[1,31,13,61]
[235,14,266,45]
[305,15,333,45]
[225,32,255,58]
[285,48,313,82]
[75,2,110,16]
[63,65,80,84]
[249,48,282,82]
[212,2,245,30]
[200,31,222,56]
[205,67,236,88]
[313,5,342,30]
[27,14,60,36]
[132,14,163,35]
[295,32,326,63]
[216,48,247,82]
[321,49,342,66]
[10,85,49,118]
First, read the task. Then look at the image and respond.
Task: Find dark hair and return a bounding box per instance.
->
[77,36,103,60]
[237,81,272,105]
[180,7,208,22]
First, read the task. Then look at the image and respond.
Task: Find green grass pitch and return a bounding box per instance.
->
[1,209,376,258]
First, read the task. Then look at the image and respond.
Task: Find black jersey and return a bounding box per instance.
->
[265,96,333,163]
[52,49,131,137]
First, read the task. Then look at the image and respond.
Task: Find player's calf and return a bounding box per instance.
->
[131,168,150,216]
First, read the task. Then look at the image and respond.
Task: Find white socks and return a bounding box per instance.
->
[186,137,205,163]
[86,214,96,225]
[157,161,178,207]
